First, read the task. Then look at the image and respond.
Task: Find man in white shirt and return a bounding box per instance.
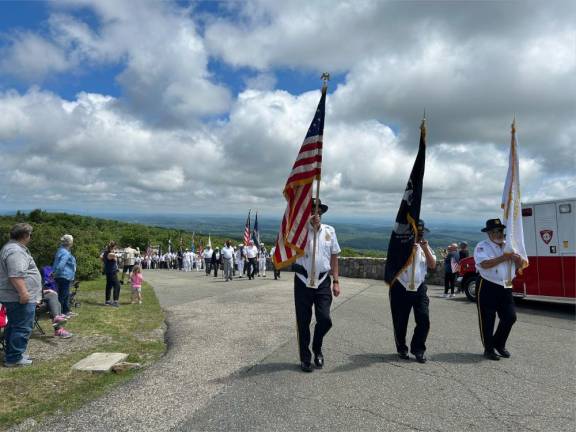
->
[221,241,235,281]
[389,220,436,363]
[203,246,213,275]
[244,241,258,280]
[474,218,522,361]
[293,199,341,373]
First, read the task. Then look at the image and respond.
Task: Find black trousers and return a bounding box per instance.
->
[476,277,517,351]
[205,259,212,275]
[389,281,430,355]
[105,272,121,302]
[444,272,456,294]
[294,275,333,363]
[246,258,256,279]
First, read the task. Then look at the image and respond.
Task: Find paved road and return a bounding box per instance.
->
[35,270,575,432]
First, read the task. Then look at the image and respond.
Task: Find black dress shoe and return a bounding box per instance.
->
[397,351,410,360]
[484,350,500,361]
[414,353,427,364]
[314,354,324,369]
[495,347,511,358]
[300,362,314,373]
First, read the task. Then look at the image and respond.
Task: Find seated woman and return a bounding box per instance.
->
[41,267,73,338]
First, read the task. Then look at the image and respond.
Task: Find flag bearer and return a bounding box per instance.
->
[293,199,341,373]
[474,218,522,360]
[388,220,436,363]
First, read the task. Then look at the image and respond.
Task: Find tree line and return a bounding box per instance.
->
[0,210,229,280]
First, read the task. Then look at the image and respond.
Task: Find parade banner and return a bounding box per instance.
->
[384,118,426,285]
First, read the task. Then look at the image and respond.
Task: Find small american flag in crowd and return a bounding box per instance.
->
[273,87,326,269]
[243,210,251,245]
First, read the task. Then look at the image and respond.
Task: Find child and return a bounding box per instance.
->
[130,265,143,304]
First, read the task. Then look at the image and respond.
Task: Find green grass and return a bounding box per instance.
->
[0,276,166,430]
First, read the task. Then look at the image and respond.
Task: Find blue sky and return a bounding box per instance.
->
[0,0,574,222]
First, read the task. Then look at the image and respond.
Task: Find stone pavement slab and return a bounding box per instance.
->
[72,352,129,373]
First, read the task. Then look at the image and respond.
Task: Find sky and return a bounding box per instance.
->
[0,0,574,224]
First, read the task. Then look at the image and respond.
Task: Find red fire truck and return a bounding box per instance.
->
[458,198,576,303]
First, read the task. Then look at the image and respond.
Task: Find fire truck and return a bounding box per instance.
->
[458,198,576,303]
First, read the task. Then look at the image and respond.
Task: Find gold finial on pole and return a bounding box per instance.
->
[321,72,330,93]
[420,109,427,138]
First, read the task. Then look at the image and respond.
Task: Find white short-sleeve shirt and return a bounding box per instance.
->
[397,244,436,291]
[474,239,515,287]
[296,224,341,288]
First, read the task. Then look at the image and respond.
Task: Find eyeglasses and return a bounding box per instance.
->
[490,229,505,234]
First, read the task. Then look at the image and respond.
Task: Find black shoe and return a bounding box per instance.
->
[484,349,500,361]
[300,362,313,373]
[397,351,410,360]
[495,347,511,358]
[314,354,324,369]
[414,353,427,363]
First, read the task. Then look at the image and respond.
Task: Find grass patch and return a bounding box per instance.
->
[0,276,166,430]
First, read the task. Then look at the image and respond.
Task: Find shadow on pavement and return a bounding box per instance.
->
[429,352,484,364]
[210,362,299,384]
[329,353,399,373]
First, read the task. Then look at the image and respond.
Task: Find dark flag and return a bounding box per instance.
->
[252,212,260,247]
[384,118,427,285]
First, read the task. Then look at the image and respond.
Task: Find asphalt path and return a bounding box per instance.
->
[33,269,575,432]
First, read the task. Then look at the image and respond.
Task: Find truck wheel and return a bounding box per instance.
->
[463,277,478,302]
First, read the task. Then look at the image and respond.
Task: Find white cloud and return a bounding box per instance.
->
[0,0,574,221]
[0,32,70,81]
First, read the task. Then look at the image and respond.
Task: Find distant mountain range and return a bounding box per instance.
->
[105,213,485,253]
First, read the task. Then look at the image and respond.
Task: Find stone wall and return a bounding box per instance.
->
[337,257,445,286]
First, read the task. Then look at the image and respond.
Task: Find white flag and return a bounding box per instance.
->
[207,234,212,248]
[501,119,529,276]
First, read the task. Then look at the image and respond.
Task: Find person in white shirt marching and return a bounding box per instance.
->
[293,199,341,373]
[236,245,245,277]
[258,244,267,277]
[474,218,522,361]
[389,220,436,363]
[244,241,258,280]
[203,246,213,275]
[221,241,235,281]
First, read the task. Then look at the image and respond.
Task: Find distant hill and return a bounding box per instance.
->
[108,213,486,255]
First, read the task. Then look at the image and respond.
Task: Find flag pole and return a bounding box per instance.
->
[309,73,329,288]
[505,116,516,287]
[410,113,426,290]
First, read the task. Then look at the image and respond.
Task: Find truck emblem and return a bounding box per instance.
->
[540,230,553,244]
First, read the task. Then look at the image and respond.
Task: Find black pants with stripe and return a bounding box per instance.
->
[476,277,517,351]
[294,275,333,363]
[389,281,430,355]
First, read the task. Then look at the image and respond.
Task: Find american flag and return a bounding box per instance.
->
[243,210,251,245]
[273,87,326,269]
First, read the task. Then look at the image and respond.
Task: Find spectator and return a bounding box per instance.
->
[443,243,460,298]
[130,265,143,304]
[459,241,469,260]
[0,223,42,367]
[121,244,138,284]
[41,275,73,339]
[102,241,121,307]
[52,234,77,318]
